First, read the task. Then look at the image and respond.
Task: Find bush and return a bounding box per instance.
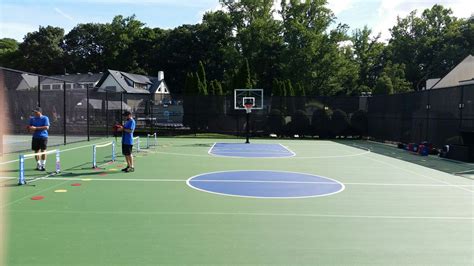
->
[331,109,350,136]
[267,109,286,136]
[288,110,310,136]
[312,108,331,138]
[351,110,368,136]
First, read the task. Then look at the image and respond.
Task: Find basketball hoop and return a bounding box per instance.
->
[244,103,253,114]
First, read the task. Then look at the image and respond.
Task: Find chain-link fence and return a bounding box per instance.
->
[2,66,474,155]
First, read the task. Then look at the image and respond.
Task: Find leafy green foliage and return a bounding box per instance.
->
[2,3,470,96]
[330,109,350,136]
[312,108,332,138]
[351,110,368,136]
[267,109,286,135]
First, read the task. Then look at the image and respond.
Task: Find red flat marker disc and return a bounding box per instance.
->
[71,183,82,187]
[31,196,45,200]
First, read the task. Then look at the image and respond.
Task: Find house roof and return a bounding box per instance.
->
[432,55,474,89]
[0,69,38,90]
[75,98,132,111]
[97,69,169,94]
[149,80,169,94]
[121,72,155,85]
[42,73,103,85]
[21,74,38,88]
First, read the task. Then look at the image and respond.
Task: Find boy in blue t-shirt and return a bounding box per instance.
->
[117,111,136,172]
[28,107,50,171]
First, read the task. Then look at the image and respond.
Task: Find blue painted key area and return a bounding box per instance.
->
[187,171,344,198]
[210,143,295,158]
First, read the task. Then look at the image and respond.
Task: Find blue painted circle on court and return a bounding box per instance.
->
[187,171,344,198]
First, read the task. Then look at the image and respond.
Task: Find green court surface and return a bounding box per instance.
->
[1,138,473,265]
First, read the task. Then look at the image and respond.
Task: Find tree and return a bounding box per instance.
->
[281,0,356,96]
[312,108,331,138]
[64,23,108,72]
[373,73,394,95]
[0,38,19,67]
[221,0,285,92]
[232,58,255,90]
[351,110,368,136]
[382,62,411,93]
[267,109,285,136]
[351,26,385,91]
[17,26,65,74]
[289,110,310,136]
[330,109,350,136]
[197,61,208,95]
[388,5,470,90]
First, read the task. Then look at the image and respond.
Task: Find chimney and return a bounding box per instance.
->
[158,71,164,82]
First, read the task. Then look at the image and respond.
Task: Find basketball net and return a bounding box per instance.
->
[244,103,253,114]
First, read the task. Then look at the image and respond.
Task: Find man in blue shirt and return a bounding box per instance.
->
[28,107,50,171]
[117,111,136,172]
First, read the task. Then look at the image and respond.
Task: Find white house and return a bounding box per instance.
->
[429,55,474,89]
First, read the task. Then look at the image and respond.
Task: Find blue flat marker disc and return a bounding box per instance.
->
[187,171,344,198]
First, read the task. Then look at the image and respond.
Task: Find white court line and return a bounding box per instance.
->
[165,149,369,159]
[208,143,295,158]
[278,143,296,157]
[363,154,474,194]
[43,177,474,188]
[207,142,217,156]
[7,210,473,221]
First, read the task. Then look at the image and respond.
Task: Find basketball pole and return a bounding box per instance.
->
[245,110,250,144]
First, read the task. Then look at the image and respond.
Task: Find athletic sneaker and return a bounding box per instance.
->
[40,166,46,171]
[121,166,129,172]
[125,167,135,173]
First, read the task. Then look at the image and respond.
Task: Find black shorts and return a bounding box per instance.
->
[122,144,133,156]
[32,138,48,151]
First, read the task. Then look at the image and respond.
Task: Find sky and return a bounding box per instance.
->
[0,0,472,42]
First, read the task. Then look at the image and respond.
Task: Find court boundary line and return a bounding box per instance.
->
[158,147,370,159]
[186,170,345,199]
[362,153,474,194]
[278,143,296,157]
[43,177,474,188]
[335,141,474,194]
[7,210,473,221]
[364,140,474,174]
[208,143,296,159]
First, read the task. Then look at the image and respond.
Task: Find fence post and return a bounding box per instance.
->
[425,89,431,142]
[106,90,109,138]
[87,84,90,141]
[459,85,465,129]
[63,81,67,145]
[37,76,41,107]
[120,92,124,125]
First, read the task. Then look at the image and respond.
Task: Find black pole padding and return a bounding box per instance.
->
[246,112,250,144]
[63,81,67,145]
[86,84,90,141]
